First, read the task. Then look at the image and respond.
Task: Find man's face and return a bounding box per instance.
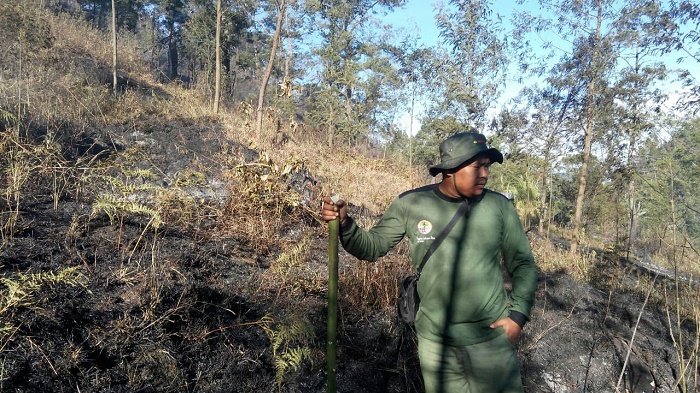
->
[452,156,493,198]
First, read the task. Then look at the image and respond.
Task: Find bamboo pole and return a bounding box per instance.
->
[326,195,340,393]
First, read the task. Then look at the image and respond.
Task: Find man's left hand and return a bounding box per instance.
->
[490,317,522,342]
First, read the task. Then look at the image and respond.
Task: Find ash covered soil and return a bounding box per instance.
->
[0,117,695,393]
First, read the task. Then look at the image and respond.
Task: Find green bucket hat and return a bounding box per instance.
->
[429,132,503,177]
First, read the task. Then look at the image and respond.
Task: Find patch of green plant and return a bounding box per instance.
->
[270,234,311,281]
[173,169,208,187]
[0,108,15,130]
[0,265,88,337]
[88,169,163,229]
[261,313,316,391]
[92,194,163,228]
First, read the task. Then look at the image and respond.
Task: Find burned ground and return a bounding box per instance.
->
[1,115,695,393]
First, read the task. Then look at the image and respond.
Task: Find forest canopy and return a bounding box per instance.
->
[2,0,699,263]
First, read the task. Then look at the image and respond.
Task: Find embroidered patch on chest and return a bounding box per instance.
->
[417,220,432,235]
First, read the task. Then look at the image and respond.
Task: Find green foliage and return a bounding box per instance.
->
[264,233,326,298]
[0,108,15,129]
[261,313,316,390]
[92,194,163,228]
[88,169,164,229]
[302,0,406,146]
[657,1,700,113]
[272,234,312,278]
[433,0,508,128]
[181,0,250,91]
[77,0,143,31]
[637,118,700,252]
[411,116,470,171]
[491,160,540,228]
[1,266,88,334]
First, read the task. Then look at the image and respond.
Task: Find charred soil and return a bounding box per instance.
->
[1,115,696,393]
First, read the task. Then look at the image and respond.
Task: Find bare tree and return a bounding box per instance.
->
[111,0,117,96]
[214,0,222,113]
[256,0,286,136]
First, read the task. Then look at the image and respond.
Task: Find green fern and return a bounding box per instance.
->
[88,166,163,226]
[275,347,312,385]
[91,194,162,228]
[92,171,160,195]
[272,234,312,277]
[0,266,88,334]
[173,169,208,187]
[261,314,316,389]
[0,108,16,125]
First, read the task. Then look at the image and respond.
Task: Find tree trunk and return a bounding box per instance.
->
[284,9,292,79]
[626,51,643,260]
[570,113,593,254]
[327,103,334,147]
[111,0,117,97]
[167,17,178,80]
[538,129,554,235]
[97,0,104,29]
[409,81,415,179]
[214,0,222,113]
[539,161,551,234]
[628,180,637,253]
[344,85,353,117]
[570,0,603,255]
[256,0,286,136]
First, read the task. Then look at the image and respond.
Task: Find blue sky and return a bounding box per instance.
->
[382,0,440,47]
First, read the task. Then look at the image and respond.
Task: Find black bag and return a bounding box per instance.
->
[396,200,470,325]
[397,275,420,324]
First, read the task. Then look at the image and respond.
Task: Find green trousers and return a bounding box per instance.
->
[417,331,524,393]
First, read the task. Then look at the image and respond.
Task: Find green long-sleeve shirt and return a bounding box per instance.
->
[340,186,538,346]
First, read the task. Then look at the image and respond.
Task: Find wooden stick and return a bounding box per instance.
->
[326,195,340,393]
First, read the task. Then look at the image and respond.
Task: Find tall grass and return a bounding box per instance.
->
[1,4,698,391]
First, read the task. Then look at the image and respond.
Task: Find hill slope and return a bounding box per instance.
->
[1,5,697,393]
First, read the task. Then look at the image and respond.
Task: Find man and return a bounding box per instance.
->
[321,132,538,393]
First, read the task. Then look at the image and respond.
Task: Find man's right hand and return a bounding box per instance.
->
[321,195,348,227]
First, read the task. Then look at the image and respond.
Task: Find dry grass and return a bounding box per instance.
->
[0,126,73,242]
[2,5,699,391]
[647,246,700,279]
[662,278,700,391]
[340,246,413,320]
[49,10,146,74]
[276,143,427,216]
[531,227,700,376]
[530,234,599,282]
[1,7,148,130]
[216,150,311,254]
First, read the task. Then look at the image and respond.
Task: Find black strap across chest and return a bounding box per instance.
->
[416,200,470,278]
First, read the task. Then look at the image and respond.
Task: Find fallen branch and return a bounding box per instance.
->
[524,299,580,353]
[616,275,656,392]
